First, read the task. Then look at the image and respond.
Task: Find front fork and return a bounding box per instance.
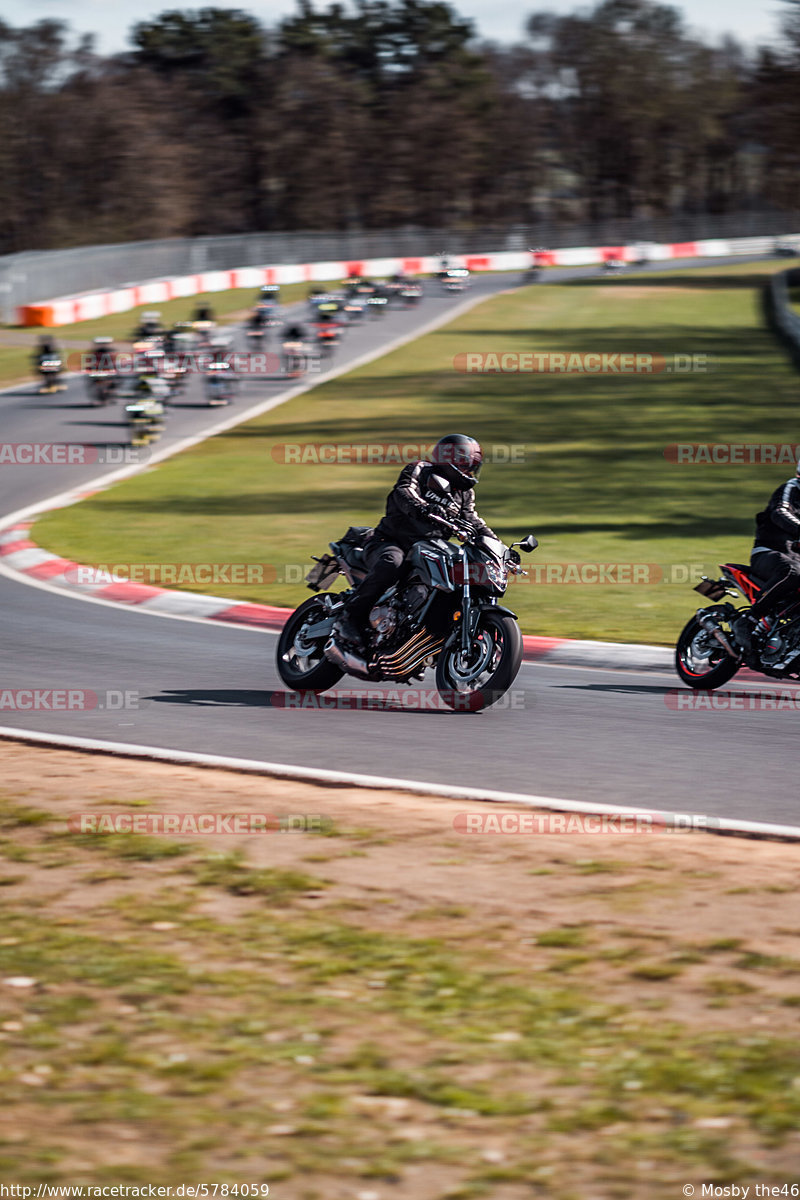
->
[458,546,490,655]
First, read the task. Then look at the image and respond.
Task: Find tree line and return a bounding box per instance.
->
[0,0,797,253]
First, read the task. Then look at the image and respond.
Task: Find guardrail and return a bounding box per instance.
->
[763,267,800,370]
[16,234,800,329]
[4,211,799,324]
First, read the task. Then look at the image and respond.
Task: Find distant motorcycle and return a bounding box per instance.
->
[125,395,166,447]
[676,563,800,688]
[192,319,216,350]
[85,369,117,406]
[441,268,470,293]
[281,339,310,377]
[315,324,340,360]
[367,290,389,318]
[204,361,237,406]
[399,282,422,307]
[37,354,66,394]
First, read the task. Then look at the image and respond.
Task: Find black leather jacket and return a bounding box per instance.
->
[753,477,800,554]
[374,460,496,550]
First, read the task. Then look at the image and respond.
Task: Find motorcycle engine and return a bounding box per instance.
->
[762,631,786,665]
[368,602,397,646]
[762,625,800,671]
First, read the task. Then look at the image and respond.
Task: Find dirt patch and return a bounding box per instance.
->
[0,737,799,1196]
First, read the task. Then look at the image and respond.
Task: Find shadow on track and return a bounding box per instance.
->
[148,689,272,707]
[553,682,679,696]
[148,687,458,714]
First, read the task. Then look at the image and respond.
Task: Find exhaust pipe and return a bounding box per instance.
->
[323,639,375,680]
[695,610,738,659]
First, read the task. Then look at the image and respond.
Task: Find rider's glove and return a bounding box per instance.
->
[429,513,456,536]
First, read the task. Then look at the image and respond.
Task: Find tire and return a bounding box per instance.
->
[675,614,740,690]
[276,595,344,693]
[435,610,523,711]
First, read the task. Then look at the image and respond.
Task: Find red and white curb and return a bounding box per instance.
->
[0,517,674,670]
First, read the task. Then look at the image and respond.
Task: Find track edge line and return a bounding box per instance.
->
[1,725,798,842]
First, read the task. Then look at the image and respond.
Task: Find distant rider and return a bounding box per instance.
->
[34,334,59,366]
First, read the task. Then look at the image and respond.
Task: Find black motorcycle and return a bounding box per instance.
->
[676,563,800,688]
[37,353,65,394]
[276,498,538,711]
[85,369,117,406]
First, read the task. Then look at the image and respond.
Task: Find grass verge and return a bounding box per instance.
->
[1,740,800,1194]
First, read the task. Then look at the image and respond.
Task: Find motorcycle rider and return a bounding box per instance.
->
[88,334,117,371]
[134,311,164,340]
[204,335,237,405]
[34,334,59,363]
[34,335,64,390]
[281,321,311,374]
[283,320,308,342]
[733,459,800,651]
[192,301,216,323]
[332,434,497,650]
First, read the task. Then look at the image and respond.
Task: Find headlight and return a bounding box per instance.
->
[488,563,507,588]
[476,561,507,591]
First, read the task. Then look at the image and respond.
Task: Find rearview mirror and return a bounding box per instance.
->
[518,534,538,553]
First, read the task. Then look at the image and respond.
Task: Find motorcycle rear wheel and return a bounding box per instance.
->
[276,595,344,692]
[675,615,740,690]
[435,610,522,711]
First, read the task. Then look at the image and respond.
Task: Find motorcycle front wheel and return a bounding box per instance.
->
[675,614,740,690]
[435,610,523,711]
[276,595,344,692]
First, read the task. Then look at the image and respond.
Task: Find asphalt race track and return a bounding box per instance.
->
[2,258,797,827]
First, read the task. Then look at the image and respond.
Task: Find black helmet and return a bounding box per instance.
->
[431,434,483,488]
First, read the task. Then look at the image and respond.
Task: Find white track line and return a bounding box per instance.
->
[1,726,798,840]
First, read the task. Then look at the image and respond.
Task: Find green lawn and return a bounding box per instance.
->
[34,259,799,644]
[0,347,44,388]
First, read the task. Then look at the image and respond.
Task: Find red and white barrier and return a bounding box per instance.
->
[17,235,800,327]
